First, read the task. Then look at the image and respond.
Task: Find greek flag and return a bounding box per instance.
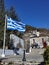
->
[7,17,26,32]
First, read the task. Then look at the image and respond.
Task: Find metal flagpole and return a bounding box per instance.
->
[2,15,7,57]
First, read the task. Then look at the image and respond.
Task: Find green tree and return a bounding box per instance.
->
[5,6,21,47]
[43,46,49,65]
[0,10,5,48]
[0,5,21,48]
[6,6,20,21]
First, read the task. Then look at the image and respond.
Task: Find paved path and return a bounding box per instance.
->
[1,53,44,63]
[0,49,45,64]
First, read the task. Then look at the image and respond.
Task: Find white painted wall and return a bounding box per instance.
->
[10,34,24,48]
[30,36,49,48]
[10,34,24,55]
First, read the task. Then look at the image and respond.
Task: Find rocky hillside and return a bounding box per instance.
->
[25,25,49,36]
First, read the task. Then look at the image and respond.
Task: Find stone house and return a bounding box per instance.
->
[23,30,49,52]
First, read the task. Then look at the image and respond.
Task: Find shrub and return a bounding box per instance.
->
[43,46,49,65]
[8,61,14,65]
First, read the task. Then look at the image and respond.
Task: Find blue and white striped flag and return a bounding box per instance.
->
[7,17,26,32]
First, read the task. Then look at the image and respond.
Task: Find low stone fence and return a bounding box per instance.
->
[0,49,14,56]
[31,48,45,54]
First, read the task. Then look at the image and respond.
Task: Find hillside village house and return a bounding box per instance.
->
[23,30,49,52]
[30,36,48,48]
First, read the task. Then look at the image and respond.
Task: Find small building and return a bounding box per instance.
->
[30,36,49,48]
[24,30,49,52]
[33,30,40,37]
[10,34,24,55]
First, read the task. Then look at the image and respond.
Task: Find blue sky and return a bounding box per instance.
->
[4,0,49,29]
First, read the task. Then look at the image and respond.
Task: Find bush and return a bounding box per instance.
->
[43,46,49,65]
[8,62,14,65]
